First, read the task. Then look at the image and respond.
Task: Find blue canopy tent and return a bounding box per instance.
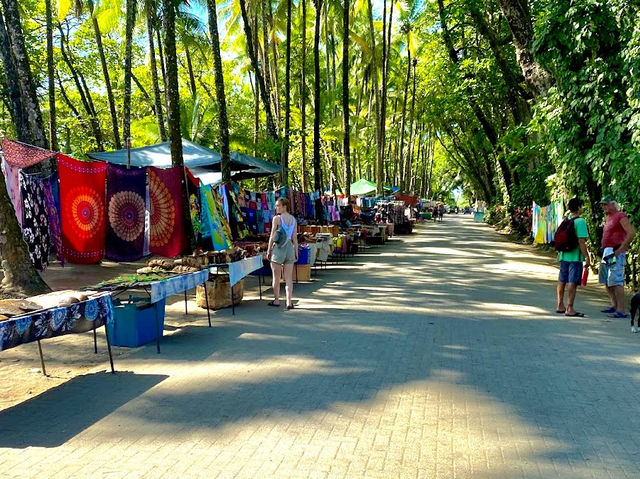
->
[87,139,282,182]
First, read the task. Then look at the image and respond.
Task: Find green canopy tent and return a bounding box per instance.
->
[349,179,378,196]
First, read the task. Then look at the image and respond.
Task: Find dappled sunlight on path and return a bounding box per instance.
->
[1,215,639,478]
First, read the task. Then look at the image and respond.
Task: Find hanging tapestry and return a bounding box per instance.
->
[19,172,50,271]
[42,174,64,267]
[58,153,107,264]
[105,165,147,261]
[186,168,203,242]
[1,158,22,226]
[201,185,232,251]
[148,166,186,257]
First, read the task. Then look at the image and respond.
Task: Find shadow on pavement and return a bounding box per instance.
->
[0,371,167,448]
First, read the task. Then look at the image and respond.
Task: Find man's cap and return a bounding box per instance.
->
[600,196,616,204]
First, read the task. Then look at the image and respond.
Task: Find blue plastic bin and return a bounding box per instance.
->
[296,246,311,265]
[107,299,166,347]
[474,211,485,223]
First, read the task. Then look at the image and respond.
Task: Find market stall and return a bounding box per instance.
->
[0,293,115,375]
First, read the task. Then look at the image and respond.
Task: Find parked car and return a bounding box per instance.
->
[462,207,472,214]
[449,205,459,214]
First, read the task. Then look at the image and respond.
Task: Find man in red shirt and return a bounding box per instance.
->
[599,197,636,318]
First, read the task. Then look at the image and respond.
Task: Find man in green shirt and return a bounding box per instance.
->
[557,197,591,317]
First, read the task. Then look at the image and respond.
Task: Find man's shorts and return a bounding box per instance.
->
[599,252,626,287]
[559,261,583,284]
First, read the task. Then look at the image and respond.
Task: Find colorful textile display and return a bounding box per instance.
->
[1,158,23,225]
[201,185,232,250]
[186,169,203,242]
[532,201,564,244]
[1,138,56,168]
[105,165,147,261]
[148,167,187,257]
[42,174,64,266]
[19,172,50,271]
[225,255,263,286]
[58,154,107,264]
[0,294,114,352]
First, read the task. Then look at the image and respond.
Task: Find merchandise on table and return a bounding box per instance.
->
[0,293,114,352]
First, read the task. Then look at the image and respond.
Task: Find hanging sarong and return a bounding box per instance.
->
[42,174,64,266]
[105,165,147,261]
[201,185,232,251]
[58,154,107,264]
[1,159,23,226]
[19,172,50,271]
[148,166,186,257]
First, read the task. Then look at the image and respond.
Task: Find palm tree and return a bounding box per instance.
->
[206,0,231,181]
[123,0,137,152]
[300,0,308,191]
[145,0,167,141]
[281,0,292,185]
[86,0,122,149]
[45,0,57,150]
[342,0,350,196]
[239,0,278,142]
[313,0,322,215]
[162,0,183,166]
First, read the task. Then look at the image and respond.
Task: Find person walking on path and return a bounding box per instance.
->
[556,198,590,317]
[599,197,636,318]
[267,198,298,309]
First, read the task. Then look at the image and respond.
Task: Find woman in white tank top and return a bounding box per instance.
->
[267,197,298,309]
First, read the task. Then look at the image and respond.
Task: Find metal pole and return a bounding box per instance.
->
[37,340,47,376]
[203,279,212,327]
[104,324,115,374]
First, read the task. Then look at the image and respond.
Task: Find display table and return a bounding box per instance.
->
[209,255,264,315]
[0,293,115,375]
[99,269,211,353]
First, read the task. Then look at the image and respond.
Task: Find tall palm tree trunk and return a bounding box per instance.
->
[313,0,323,218]
[206,0,231,182]
[239,0,278,141]
[281,0,292,185]
[162,0,194,249]
[145,0,167,141]
[90,1,121,149]
[45,0,57,150]
[300,0,308,191]
[1,0,46,147]
[342,0,350,196]
[123,0,137,153]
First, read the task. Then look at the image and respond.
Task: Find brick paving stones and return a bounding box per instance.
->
[1,215,640,478]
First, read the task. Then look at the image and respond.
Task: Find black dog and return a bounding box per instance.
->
[631,293,640,333]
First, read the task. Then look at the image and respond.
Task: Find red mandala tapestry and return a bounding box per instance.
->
[58,154,107,264]
[148,166,187,257]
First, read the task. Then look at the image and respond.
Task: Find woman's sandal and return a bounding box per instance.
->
[267,301,280,307]
[286,304,294,310]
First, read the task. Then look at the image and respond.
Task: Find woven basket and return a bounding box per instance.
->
[196,276,244,310]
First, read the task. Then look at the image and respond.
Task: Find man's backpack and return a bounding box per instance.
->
[554,218,579,252]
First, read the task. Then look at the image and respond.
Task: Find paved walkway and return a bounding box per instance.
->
[2,216,640,478]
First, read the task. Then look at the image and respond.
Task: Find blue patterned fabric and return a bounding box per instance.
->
[0,294,114,352]
[150,270,209,304]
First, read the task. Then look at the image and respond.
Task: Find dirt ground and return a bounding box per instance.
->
[0,259,259,412]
